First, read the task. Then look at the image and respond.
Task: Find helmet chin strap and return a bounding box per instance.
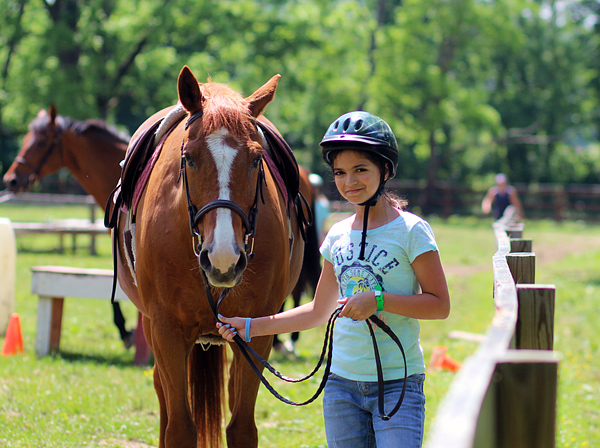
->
[357,173,386,261]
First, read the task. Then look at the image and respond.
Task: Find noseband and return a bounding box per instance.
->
[179,110,265,260]
[15,127,63,181]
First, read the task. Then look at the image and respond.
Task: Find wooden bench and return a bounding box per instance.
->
[31,266,150,365]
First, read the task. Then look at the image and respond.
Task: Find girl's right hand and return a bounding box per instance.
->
[216,315,246,342]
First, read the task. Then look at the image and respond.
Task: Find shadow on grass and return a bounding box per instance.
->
[587,276,600,286]
[54,350,154,368]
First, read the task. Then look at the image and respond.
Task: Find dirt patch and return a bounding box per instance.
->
[444,234,600,277]
[531,234,600,266]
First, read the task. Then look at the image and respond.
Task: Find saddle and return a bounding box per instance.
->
[105,112,310,237]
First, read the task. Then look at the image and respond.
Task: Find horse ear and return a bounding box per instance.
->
[178,66,204,113]
[49,104,58,127]
[246,74,281,118]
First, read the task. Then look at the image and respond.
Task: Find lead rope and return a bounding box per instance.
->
[202,270,407,418]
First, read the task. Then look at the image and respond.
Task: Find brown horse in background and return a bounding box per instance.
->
[2,106,138,348]
[109,66,309,447]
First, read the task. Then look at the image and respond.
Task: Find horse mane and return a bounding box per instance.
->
[200,82,256,137]
[30,113,130,145]
[154,82,257,145]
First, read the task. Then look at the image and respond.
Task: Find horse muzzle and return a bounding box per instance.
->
[3,172,35,192]
[199,244,248,288]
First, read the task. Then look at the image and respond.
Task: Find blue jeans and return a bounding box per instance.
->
[323,373,426,448]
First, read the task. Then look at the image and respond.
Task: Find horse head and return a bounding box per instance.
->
[4,105,63,192]
[177,66,280,288]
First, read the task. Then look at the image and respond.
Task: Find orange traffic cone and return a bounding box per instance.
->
[1,313,24,356]
[428,346,461,372]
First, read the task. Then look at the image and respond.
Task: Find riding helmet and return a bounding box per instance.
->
[320,111,398,179]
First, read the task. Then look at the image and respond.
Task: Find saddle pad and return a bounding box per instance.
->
[257,120,300,208]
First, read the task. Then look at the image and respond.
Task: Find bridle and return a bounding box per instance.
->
[178,110,408,421]
[15,126,63,182]
[178,110,265,260]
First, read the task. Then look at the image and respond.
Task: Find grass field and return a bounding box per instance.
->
[0,204,599,447]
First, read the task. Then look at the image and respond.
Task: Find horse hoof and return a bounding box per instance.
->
[123,331,136,349]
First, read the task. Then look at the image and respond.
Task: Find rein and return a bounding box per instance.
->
[16,127,63,181]
[201,271,407,420]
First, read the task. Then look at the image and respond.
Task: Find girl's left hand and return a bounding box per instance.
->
[338,291,377,320]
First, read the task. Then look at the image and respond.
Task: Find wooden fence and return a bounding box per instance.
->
[0,192,106,255]
[425,218,559,448]
[325,180,600,221]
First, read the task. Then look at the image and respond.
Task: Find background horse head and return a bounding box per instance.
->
[3,105,129,206]
[2,106,138,349]
[114,66,308,448]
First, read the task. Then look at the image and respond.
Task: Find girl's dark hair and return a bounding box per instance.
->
[326,149,408,210]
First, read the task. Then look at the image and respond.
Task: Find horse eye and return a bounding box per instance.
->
[184,153,195,167]
[252,156,262,168]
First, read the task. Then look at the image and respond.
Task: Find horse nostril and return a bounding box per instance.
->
[6,177,18,190]
[234,252,247,276]
[199,248,212,273]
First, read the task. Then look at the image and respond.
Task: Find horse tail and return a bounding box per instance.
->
[189,343,228,448]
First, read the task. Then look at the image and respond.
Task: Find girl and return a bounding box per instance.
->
[217,111,450,447]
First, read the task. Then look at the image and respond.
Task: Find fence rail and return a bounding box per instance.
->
[325,181,600,221]
[425,219,559,448]
[0,192,105,255]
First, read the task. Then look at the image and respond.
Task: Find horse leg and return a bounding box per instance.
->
[142,316,168,447]
[226,335,274,447]
[112,302,134,348]
[271,303,285,350]
[291,287,302,345]
[151,320,196,448]
[153,363,169,447]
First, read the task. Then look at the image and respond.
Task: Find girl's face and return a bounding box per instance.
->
[332,150,382,204]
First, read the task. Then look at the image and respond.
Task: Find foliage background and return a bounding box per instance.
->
[1,0,600,207]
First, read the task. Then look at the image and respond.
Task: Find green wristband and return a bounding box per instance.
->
[375,290,384,311]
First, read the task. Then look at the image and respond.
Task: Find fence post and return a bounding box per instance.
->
[90,203,97,255]
[505,223,524,239]
[515,284,555,350]
[494,350,559,448]
[506,252,535,284]
[554,185,565,222]
[510,239,532,253]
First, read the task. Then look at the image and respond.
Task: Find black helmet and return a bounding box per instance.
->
[320,111,398,178]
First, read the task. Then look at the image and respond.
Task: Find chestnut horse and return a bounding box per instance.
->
[108,66,309,447]
[2,106,137,348]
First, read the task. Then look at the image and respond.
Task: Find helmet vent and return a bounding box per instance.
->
[354,119,363,131]
[342,118,351,132]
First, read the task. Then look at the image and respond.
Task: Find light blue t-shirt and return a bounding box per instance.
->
[319,211,438,382]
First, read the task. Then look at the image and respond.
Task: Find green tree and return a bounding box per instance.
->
[369,0,512,212]
[490,0,597,183]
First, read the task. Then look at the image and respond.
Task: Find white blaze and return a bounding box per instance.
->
[205,128,239,271]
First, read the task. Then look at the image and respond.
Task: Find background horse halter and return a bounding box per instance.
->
[11,126,62,187]
[4,106,65,192]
